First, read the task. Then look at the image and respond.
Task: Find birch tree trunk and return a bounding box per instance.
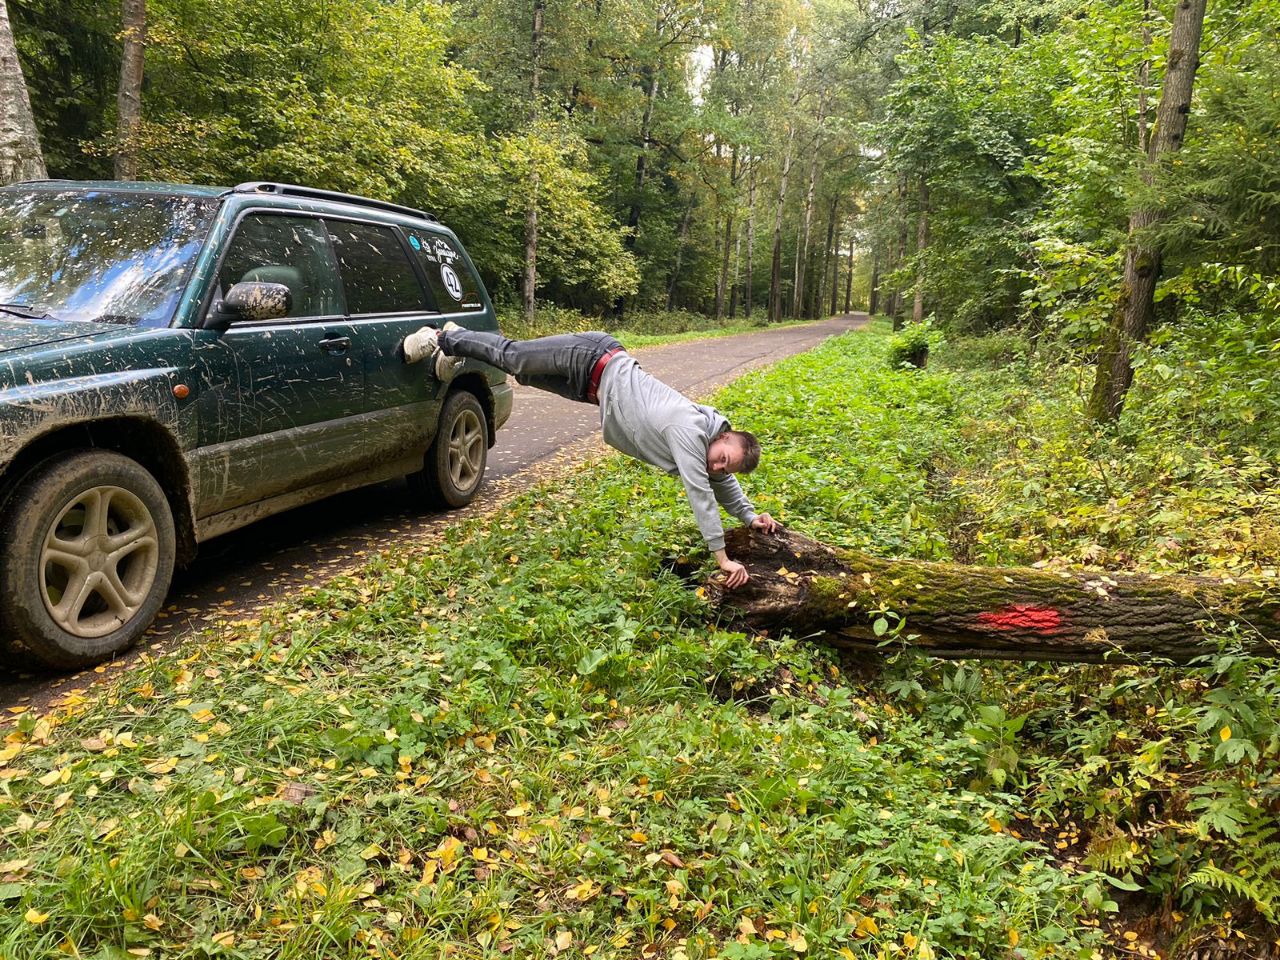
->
[114,0,146,181]
[0,0,46,185]
[1088,0,1207,423]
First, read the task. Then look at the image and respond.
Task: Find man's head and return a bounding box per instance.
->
[707,429,761,475]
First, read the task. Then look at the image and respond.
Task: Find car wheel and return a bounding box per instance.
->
[0,450,176,671]
[409,390,488,509]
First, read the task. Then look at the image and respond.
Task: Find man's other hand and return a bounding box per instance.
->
[719,559,749,589]
[751,513,781,534]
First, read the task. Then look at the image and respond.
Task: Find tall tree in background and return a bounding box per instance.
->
[0,0,46,183]
[1088,0,1208,422]
[523,0,545,323]
[114,0,145,179]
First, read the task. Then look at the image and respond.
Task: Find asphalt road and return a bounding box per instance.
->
[0,313,866,716]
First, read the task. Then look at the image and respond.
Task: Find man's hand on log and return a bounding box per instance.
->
[714,548,750,589]
[751,513,782,534]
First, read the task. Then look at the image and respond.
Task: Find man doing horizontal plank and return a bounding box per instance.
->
[402,324,779,587]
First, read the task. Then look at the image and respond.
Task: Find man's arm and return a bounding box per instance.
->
[666,429,752,585]
[708,473,758,527]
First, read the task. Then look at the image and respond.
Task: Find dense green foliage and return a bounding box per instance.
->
[12,0,1278,394]
[3,324,1278,957]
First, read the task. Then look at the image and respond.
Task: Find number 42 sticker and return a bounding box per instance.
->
[440,264,463,301]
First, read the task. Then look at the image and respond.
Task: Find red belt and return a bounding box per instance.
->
[587,347,625,405]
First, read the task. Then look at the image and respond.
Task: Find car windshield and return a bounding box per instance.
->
[0,189,217,327]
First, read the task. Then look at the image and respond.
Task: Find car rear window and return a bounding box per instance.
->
[405,232,484,313]
[328,221,426,315]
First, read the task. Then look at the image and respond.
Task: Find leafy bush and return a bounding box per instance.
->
[886,319,943,368]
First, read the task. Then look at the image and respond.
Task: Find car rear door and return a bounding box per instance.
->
[327,218,444,466]
[190,211,366,517]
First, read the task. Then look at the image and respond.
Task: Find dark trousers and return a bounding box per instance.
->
[438,329,622,403]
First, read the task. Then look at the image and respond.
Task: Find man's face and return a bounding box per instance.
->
[706,436,745,475]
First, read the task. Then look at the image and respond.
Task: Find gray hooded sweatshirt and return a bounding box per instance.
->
[597,354,758,551]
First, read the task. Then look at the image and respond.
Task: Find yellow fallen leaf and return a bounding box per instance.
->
[0,858,30,872]
[1220,726,1232,741]
[144,913,163,931]
[1008,929,1020,947]
[25,907,49,924]
[212,931,235,947]
[904,932,918,949]
[555,930,573,951]
[787,929,808,952]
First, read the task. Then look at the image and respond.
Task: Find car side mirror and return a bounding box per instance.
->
[205,281,292,330]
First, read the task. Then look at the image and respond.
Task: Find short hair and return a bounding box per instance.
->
[724,429,761,473]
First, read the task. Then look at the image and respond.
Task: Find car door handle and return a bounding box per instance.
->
[318,335,351,355]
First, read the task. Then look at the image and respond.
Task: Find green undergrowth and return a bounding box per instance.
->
[2,321,1278,959]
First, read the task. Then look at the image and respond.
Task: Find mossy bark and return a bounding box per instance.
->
[708,529,1280,664]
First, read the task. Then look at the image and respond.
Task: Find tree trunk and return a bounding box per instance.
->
[825,195,839,317]
[114,0,146,181]
[845,237,857,313]
[768,118,797,324]
[868,252,879,315]
[792,96,825,318]
[729,216,743,318]
[911,176,930,324]
[715,149,739,322]
[522,0,545,324]
[707,529,1280,664]
[0,0,46,184]
[891,177,909,330]
[614,64,660,319]
[1088,0,1207,423]
[666,201,695,312]
[745,165,756,319]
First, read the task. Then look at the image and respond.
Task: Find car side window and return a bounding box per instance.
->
[327,220,426,315]
[216,214,343,320]
[406,232,485,313]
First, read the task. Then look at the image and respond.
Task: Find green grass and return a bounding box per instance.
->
[2,320,1278,959]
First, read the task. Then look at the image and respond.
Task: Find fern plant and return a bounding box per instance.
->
[1188,823,1280,922]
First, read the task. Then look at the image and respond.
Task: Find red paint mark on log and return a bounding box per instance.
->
[976,605,1063,633]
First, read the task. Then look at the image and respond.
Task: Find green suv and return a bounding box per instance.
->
[0,180,512,670]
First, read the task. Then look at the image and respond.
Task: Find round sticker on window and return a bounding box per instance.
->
[440,264,463,301]
[409,234,422,250]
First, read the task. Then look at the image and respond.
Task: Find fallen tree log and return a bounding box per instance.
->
[707,528,1280,664]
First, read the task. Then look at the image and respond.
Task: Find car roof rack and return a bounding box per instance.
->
[232,182,439,222]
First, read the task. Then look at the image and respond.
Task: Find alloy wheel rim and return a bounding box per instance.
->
[447,408,485,491]
[39,485,159,639]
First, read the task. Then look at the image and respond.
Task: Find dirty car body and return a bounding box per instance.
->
[0,180,512,669]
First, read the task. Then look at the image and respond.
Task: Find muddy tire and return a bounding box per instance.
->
[0,450,176,671]
[408,390,488,509]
